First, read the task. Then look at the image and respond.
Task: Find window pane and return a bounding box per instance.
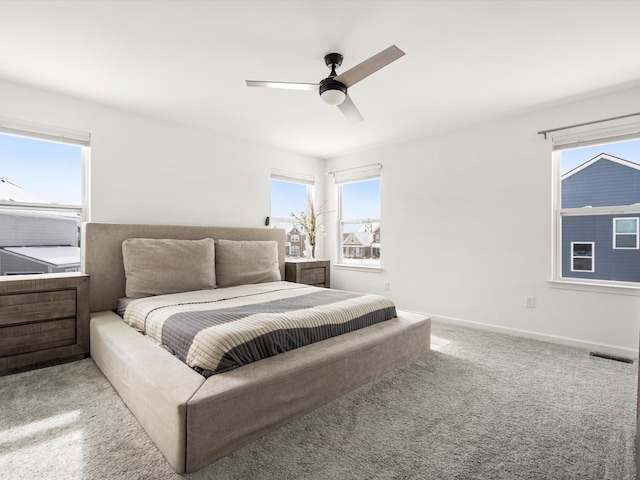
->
[270,179,307,220]
[270,178,312,260]
[572,243,593,257]
[340,178,381,266]
[342,179,380,220]
[561,140,640,208]
[559,139,640,283]
[0,134,82,205]
[615,218,637,234]
[572,258,593,271]
[563,215,640,281]
[0,133,83,275]
[615,234,637,248]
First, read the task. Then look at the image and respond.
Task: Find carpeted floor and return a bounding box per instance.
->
[0,321,637,479]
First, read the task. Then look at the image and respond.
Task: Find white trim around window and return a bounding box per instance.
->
[550,122,640,293]
[0,115,90,147]
[570,242,594,272]
[613,217,639,249]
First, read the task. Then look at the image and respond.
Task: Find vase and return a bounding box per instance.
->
[306,242,316,261]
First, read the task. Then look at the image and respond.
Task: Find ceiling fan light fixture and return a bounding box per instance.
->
[320,89,346,105]
[319,79,347,106]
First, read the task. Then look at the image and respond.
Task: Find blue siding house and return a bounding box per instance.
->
[561,153,640,282]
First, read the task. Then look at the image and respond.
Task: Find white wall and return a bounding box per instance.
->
[0,79,323,229]
[325,85,640,358]
[2,77,637,356]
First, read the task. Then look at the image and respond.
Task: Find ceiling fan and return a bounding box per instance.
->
[246,45,405,123]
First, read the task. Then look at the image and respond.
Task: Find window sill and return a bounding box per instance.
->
[334,264,383,273]
[547,278,640,296]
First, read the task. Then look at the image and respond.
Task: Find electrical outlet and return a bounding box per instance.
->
[384,281,390,291]
[526,296,535,309]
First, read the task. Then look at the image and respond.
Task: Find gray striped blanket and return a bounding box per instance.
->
[122,281,397,376]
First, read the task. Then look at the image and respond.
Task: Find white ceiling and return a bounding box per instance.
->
[1,1,640,158]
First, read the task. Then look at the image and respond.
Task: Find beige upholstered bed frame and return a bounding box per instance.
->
[82,222,431,473]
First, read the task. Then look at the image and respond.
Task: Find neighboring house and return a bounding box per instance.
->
[279,223,307,258]
[561,154,640,282]
[343,223,380,260]
[0,178,80,275]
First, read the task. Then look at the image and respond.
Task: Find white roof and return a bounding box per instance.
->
[346,231,375,247]
[0,178,51,203]
[0,209,79,220]
[561,153,640,180]
[3,246,80,267]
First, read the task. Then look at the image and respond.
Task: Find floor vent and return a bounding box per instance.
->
[589,351,634,364]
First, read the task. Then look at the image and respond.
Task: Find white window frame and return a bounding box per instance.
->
[550,122,640,293]
[332,164,382,271]
[613,217,639,249]
[570,242,595,272]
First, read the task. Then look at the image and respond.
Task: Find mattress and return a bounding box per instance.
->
[121,281,397,376]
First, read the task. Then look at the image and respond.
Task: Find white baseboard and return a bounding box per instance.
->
[409,311,639,361]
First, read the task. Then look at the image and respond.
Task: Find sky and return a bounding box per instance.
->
[271,178,380,235]
[271,178,379,220]
[270,179,307,219]
[561,138,640,174]
[4,130,636,209]
[0,133,82,205]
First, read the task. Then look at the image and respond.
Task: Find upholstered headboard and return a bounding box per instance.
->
[81,222,286,313]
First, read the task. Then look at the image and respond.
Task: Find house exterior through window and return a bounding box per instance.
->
[0,119,89,276]
[333,164,381,267]
[270,169,314,260]
[554,135,640,285]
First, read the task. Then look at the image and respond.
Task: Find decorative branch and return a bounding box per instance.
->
[290,194,332,248]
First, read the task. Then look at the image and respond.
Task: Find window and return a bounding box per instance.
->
[553,129,640,285]
[270,169,314,260]
[0,118,89,276]
[613,217,639,249]
[334,164,381,267]
[571,242,594,272]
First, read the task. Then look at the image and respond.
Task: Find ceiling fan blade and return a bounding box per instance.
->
[338,95,364,123]
[246,80,318,91]
[334,45,405,88]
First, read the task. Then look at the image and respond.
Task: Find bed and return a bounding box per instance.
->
[82,222,431,473]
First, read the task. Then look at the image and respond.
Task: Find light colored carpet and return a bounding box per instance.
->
[0,321,636,479]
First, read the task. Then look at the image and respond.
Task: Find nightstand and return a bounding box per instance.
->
[285,260,330,288]
[0,273,89,375]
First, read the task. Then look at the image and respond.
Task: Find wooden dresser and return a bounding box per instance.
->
[285,260,330,288]
[0,273,89,375]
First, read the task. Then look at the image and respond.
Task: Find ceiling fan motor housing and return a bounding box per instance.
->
[319,77,347,105]
[320,53,347,105]
[319,77,347,91]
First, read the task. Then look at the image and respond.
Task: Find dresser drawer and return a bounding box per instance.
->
[0,290,76,327]
[285,260,330,288]
[0,318,76,357]
[0,274,89,375]
[298,267,327,286]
